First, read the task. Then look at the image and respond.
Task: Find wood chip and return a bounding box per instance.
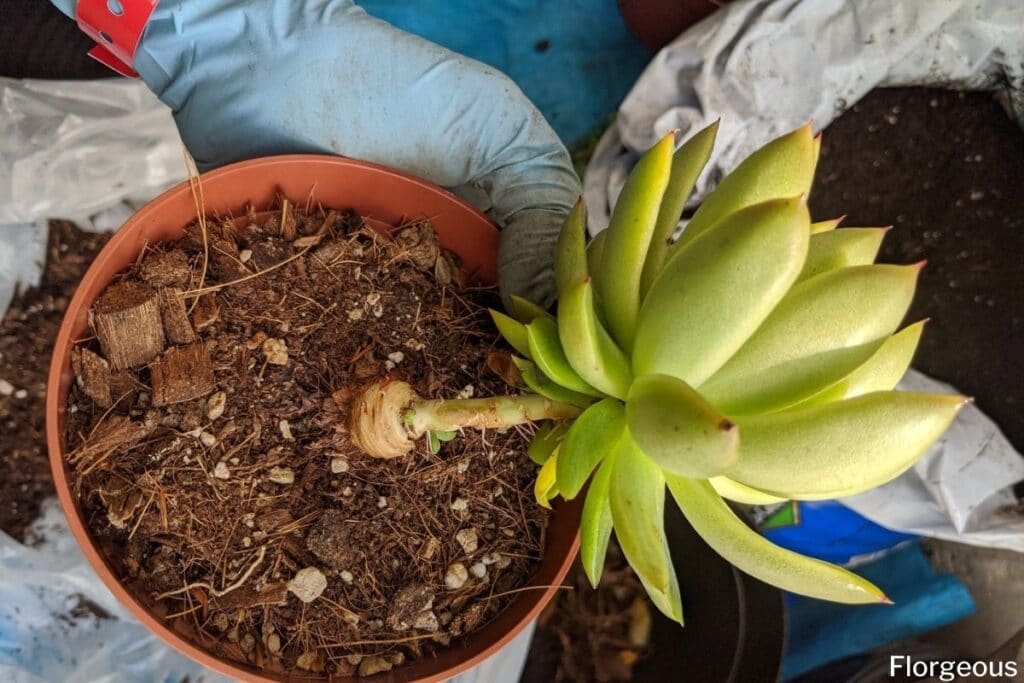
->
[191,293,220,330]
[93,281,166,369]
[139,249,191,288]
[149,344,215,406]
[67,413,156,469]
[73,346,112,408]
[158,287,196,345]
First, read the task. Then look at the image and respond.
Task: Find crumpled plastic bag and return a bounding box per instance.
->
[584,0,1024,552]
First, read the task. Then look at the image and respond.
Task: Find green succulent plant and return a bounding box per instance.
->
[349,122,966,623]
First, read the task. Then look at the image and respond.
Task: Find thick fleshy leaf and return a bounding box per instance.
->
[709,477,787,505]
[557,398,625,499]
[610,438,682,621]
[794,321,926,407]
[640,121,719,297]
[512,357,595,409]
[490,310,531,359]
[810,217,844,233]
[555,199,589,295]
[534,450,560,508]
[728,391,967,499]
[670,123,817,253]
[626,374,738,478]
[700,337,887,416]
[528,422,569,465]
[597,132,676,351]
[580,450,618,587]
[633,197,810,386]
[509,295,552,323]
[797,228,888,282]
[667,476,888,604]
[558,279,633,399]
[706,264,922,393]
[525,317,600,396]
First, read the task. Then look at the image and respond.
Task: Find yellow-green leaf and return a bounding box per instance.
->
[797,227,888,282]
[706,264,922,393]
[525,317,600,396]
[793,320,926,407]
[670,123,817,253]
[557,398,625,499]
[810,217,844,233]
[626,374,739,478]
[633,197,810,386]
[580,450,618,587]
[596,132,676,351]
[558,279,633,399]
[555,199,589,295]
[528,422,569,465]
[728,391,967,500]
[490,310,531,359]
[709,477,787,505]
[509,295,552,323]
[610,437,682,621]
[640,121,719,297]
[534,450,560,508]
[700,337,887,416]
[512,357,595,409]
[667,476,888,604]
[587,229,608,277]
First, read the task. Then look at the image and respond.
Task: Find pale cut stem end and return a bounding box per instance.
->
[349,380,582,459]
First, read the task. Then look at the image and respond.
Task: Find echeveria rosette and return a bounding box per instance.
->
[488,123,966,622]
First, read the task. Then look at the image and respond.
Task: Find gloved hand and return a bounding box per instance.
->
[52,0,580,308]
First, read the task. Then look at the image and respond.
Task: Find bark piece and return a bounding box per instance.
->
[192,293,220,330]
[72,346,112,408]
[150,344,215,406]
[158,288,196,345]
[66,413,157,469]
[139,249,191,288]
[93,281,166,370]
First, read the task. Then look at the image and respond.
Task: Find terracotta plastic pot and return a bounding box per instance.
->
[45,155,582,682]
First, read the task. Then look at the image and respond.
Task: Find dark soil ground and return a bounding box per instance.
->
[63,206,546,677]
[810,87,1024,451]
[0,222,109,542]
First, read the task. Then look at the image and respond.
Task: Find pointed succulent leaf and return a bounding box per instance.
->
[587,229,608,277]
[626,374,739,478]
[633,197,810,386]
[557,398,625,499]
[596,132,676,350]
[528,421,569,465]
[558,279,633,399]
[638,568,684,625]
[810,216,844,233]
[700,337,887,416]
[666,476,888,604]
[671,123,817,253]
[709,477,787,505]
[580,449,618,588]
[706,263,922,392]
[555,199,589,295]
[794,321,926,407]
[810,132,822,175]
[534,449,560,509]
[512,357,595,409]
[640,120,719,297]
[489,310,531,359]
[509,295,552,323]
[610,437,682,621]
[797,227,888,282]
[728,391,967,500]
[525,317,601,396]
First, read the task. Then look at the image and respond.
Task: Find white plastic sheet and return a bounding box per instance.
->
[0,76,531,682]
[584,0,1024,552]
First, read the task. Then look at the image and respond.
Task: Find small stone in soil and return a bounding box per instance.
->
[0,379,12,396]
[455,528,478,555]
[451,497,468,512]
[278,419,293,440]
[262,337,289,365]
[268,466,295,484]
[288,567,328,603]
[470,562,487,579]
[445,562,468,590]
[340,570,354,583]
[330,457,349,473]
[206,391,226,420]
[213,462,230,480]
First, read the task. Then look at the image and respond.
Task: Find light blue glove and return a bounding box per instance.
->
[52,0,580,307]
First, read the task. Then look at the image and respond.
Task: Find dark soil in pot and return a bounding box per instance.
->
[62,204,547,677]
[811,87,1024,453]
[0,222,108,541]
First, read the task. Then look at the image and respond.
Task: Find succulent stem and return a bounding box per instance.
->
[349,380,581,459]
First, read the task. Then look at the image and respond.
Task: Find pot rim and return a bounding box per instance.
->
[45,154,581,683]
